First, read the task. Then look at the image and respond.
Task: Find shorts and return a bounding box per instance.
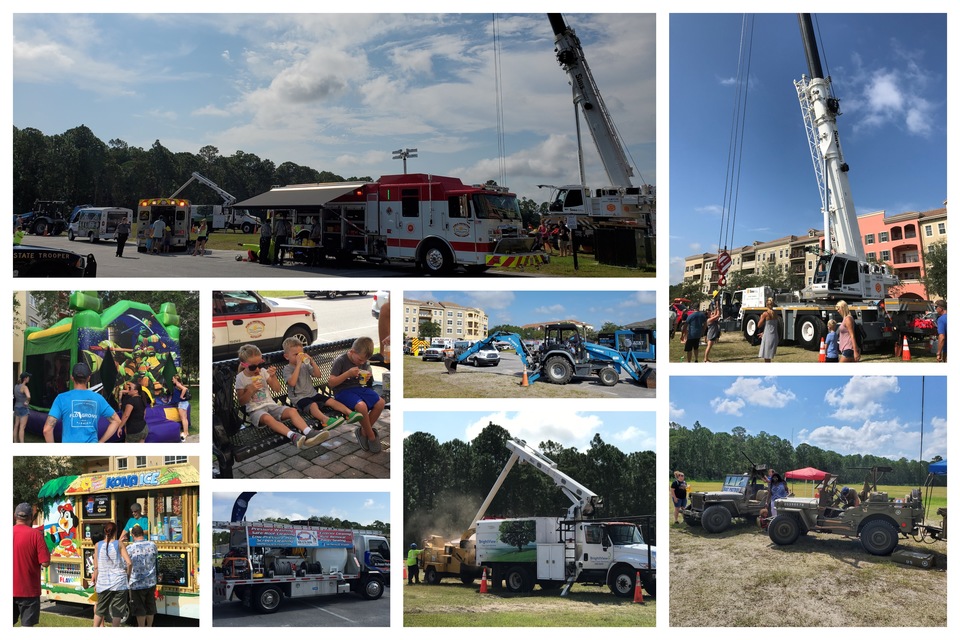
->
[249,403,290,426]
[14,406,29,418]
[335,386,382,411]
[95,589,129,623]
[296,393,333,412]
[14,597,41,627]
[177,400,190,411]
[125,426,149,443]
[825,356,839,363]
[128,587,157,618]
[840,349,855,359]
[684,337,701,352]
[673,498,687,508]
[197,236,207,242]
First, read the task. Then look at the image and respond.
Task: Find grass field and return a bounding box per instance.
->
[671,481,947,626]
[404,580,655,626]
[668,329,938,363]
[202,232,653,278]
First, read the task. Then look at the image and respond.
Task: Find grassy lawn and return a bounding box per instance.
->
[15,612,91,627]
[404,581,655,626]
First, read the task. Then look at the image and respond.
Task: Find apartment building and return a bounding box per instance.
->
[403,299,489,341]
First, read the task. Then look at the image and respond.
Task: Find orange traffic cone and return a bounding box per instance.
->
[633,572,644,604]
[520,370,529,387]
[480,567,488,594]
[818,337,826,362]
[403,565,408,581]
[902,336,911,361]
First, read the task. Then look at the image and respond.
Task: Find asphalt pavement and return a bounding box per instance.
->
[213,586,390,626]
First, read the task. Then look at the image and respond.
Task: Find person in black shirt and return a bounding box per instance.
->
[671,470,688,524]
[119,382,149,443]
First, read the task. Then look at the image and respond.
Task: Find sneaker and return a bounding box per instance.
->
[324,415,346,429]
[367,428,382,453]
[180,434,186,442]
[303,430,331,447]
[293,433,306,449]
[346,411,364,424]
[354,426,370,451]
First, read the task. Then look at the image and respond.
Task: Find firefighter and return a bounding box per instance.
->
[406,543,421,585]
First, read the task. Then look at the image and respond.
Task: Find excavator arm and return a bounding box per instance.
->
[444,332,540,381]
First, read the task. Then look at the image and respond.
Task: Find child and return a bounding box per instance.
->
[328,337,385,453]
[824,319,839,363]
[281,338,362,430]
[234,344,329,449]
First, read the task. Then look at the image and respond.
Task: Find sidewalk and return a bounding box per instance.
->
[231,410,390,479]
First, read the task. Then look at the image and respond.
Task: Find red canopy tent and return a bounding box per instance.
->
[785,467,828,480]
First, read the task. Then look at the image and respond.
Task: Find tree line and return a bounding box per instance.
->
[403,422,657,547]
[669,421,941,487]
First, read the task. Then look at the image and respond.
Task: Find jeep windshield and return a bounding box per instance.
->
[606,524,644,546]
[722,475,749,493]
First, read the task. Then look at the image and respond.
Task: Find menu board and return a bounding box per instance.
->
[156,551,189,587]
[83,494,112,519]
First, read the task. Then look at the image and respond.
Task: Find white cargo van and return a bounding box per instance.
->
[67,206,134,242]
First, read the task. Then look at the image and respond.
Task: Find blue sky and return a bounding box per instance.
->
[669,376,946,461]
[13,13,654,204]
[212,492,389,525]
[669,13,946,283]
[404,290,656,328]
[404,410,656,453]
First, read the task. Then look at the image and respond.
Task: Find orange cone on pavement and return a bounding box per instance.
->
[521,370,529,387]
[480,567,488,594]
[818,337,826,362]
[633,572,644,604]
[902,336,911,361]
[403,565,408,581]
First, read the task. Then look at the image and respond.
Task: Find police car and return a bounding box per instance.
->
[212,291,318,360]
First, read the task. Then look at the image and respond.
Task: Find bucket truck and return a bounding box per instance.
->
[170,171,261,233]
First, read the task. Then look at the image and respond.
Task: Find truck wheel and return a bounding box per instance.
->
[797,316,825,350]
[282,324,313,348]
[598,366,619,386]
[860,520,899,556]
[325,291,338,299]
[742,314,760,342]
[241,222,254,234]
[607,565,636,598]
[421,241,454,275]
[424,567,440,585]
[89,231,98,244]
[68,229,75,241]
[768,514,801,546]
[253,586,283,613]
[543,356,574,385]
[683,513,701,527]
[34,220,48,235]
[701,505,732,533]
[361,575,384,600]
[505,566,533,593]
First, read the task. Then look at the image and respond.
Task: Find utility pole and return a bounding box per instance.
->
[391,148,418,174]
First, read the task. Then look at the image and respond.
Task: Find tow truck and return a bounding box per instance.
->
[539,14,656,250]
[444,323,654,387]
[735,15,932,351]
[420,439,655,598]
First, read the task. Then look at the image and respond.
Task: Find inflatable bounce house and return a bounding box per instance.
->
[22,291,188,443]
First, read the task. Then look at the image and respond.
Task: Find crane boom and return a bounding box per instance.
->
[170,171,237,207]
[549,13,634,187]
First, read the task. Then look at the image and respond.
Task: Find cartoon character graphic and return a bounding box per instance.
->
[47,503,81,558]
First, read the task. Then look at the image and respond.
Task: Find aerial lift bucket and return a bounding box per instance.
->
[443,357,458,374]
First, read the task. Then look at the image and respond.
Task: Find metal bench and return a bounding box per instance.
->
[213,339,355,477]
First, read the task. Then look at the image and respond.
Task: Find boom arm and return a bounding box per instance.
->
[170,171,237,207]
[549,13,634,187]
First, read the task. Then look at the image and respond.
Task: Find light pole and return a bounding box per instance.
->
[391,148,418,174]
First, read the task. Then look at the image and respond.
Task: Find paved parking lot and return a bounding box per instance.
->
[214,586,390,626]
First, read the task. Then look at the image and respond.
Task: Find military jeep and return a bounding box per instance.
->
[682,463,772,533]
[768,466,938,556]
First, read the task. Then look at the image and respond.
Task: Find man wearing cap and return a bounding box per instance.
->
[935,300,947,363]
[14,502,50,627]
[121,503,150,541]
[43,362,121,443]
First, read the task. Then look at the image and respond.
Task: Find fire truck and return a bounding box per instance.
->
[233,173,546,274]
[213,520,387,613]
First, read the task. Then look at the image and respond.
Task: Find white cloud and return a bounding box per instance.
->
[711,397,746,416]
[464,411,605,450]
[669,402,685,420]
[466,291,515,311]
[723,377,797,409]
[363,499,375,508]
[799,418,910,457]
[534,304,566,316]
[823,376,899,421]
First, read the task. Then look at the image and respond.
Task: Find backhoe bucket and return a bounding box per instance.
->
[638,366,656,389]
[444,357,459,374]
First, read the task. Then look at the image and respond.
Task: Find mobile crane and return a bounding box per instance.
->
[736,14,931,351]
[420,439,656,597]
[538,14,656,244]
[443,324,654,387]
[170,171,261,233]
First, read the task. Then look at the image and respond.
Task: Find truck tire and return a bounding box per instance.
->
[68,229,76,241]
[282,324,313,348]
[607,564,636,598]
[325,291,338,299]
[768,514,801,546]
[360,575,385,600]
[859,520,900,556]
[34,220,48,236]
[542,355,574,385]
[420,241,454,275]
[424,567,440,585]
[797,316,825,350]
[701,505,732,533]
[241,222,254,234]
[89,231,98,244]
[253,586,283,613]
[505,566,534,593]
[598,366,619,386]
[742,314,760,342]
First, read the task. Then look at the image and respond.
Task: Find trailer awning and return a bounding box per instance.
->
[233,182,366,208]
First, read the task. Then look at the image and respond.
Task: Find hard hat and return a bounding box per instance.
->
[410,543,417,549]
[840,487,850,495]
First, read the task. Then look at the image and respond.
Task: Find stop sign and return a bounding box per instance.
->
[716,250,732,275]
